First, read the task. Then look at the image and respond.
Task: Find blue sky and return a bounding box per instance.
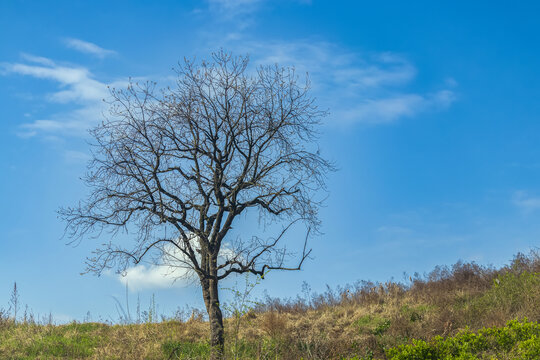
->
[1,0,540,322]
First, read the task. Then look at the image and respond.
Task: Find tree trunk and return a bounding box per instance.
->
[202,277,225,359]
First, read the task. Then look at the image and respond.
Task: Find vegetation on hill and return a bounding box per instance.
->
[0,250,539,359]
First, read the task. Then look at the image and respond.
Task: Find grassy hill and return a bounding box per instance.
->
[0,250,539,359]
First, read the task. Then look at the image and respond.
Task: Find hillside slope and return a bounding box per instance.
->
[0,250,539,359]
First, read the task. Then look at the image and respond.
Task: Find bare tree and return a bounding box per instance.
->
[60,51,333,358]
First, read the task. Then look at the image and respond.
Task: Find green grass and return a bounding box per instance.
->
[0,323,104,359]
[161,340,211,359]
[355,315,392,336]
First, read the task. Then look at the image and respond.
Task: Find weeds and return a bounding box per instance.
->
[223,273,262,359]
[8,282,19,323]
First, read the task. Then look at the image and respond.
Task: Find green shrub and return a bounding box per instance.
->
[385,319,540,360]
[515,335,540,359]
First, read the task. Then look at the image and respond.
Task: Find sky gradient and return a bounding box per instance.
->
[1,0,540,322]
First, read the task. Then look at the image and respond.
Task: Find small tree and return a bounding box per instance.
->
[60,51,333,358]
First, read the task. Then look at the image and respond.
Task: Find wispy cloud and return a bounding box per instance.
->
[64,38,116,58]
[207,0,308,14]
[4,35,456,140]
[202,0,263,36]
[197,2,456,126]
[1,54,124,137]
[231,41,456,125]
[16,108,104,138]
[3,62,108,103]
[195,2,456,126]
[339,90,455,124]
[207,0,262,13]
[513,191,540,212]
[20,53,56,66]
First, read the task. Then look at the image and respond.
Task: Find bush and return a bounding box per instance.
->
[385,319,540,360]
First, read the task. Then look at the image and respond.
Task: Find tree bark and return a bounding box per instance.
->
[202,277,225,359]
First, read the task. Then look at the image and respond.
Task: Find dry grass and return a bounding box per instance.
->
[1,250,539,359]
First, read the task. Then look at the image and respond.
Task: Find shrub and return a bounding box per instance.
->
[385,319,540,360]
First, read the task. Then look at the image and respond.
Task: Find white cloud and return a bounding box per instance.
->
[333,63,416,89]
[4,37,456,139]
[1,55,127,138]
[2,61,108,103]
[342,95,424,124]
[117,242,238,291]
[119,264,190,291]
[233,41,456,125]
[513,191,540,212]
[118,241,197,291]
[20,53,56,66]
[339,90,455,124]
[238,41,415,89]
[64,38,116,58]
[18,106,104,137]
